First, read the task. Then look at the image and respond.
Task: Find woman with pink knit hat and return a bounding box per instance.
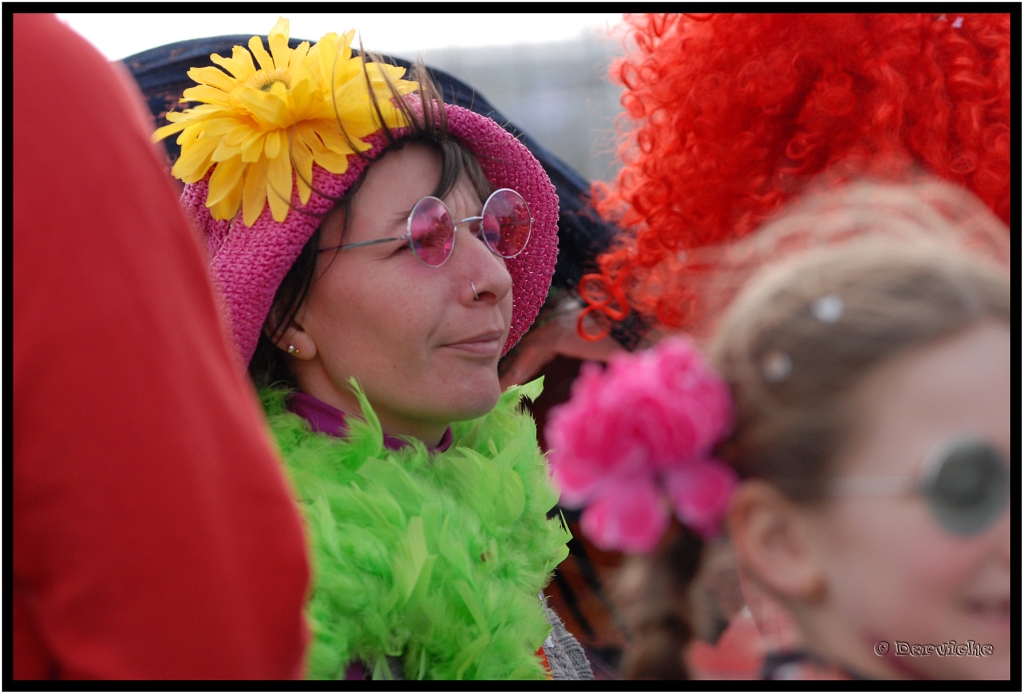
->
[154,18,590,680]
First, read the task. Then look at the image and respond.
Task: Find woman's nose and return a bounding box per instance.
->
[452,223,512,305]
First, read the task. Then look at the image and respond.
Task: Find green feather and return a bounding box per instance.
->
[263,378,565,680]
[453,634,491,680]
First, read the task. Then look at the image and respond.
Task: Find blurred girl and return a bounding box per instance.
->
[546,181,1010,679]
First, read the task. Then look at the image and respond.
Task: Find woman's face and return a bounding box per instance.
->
[291,143,514,444]
[806,320,1011,679]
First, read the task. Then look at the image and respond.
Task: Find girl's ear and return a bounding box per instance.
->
[264,313,317,361]
[728,480,828,604]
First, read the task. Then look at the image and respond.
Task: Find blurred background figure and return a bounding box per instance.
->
[547,178,1011,679]
[13,14,309,679]
[712,182,1010,680]
[567,12,1011,678]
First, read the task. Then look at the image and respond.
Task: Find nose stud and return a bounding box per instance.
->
[471,281,480,301]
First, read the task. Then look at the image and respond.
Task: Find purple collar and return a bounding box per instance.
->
[287,391,453,453]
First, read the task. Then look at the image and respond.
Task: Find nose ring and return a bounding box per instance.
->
[471,281,480,301]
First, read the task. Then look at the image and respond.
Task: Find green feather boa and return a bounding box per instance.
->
[261,378,571,680]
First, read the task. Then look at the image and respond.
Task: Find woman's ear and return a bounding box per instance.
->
[727,480,827,604]
[264,314,317,361]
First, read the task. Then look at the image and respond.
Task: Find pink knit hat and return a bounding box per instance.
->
[181,104,559,366]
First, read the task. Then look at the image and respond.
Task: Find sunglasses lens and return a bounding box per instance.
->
[409,197,454,266]
[482,189,531,258]
[927,438,1008,536]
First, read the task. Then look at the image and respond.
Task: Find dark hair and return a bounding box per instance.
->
[613,181,1011,679]
[248,58,493,388]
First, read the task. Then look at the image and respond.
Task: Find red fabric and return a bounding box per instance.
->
[583,13,1010,335]
[14,14,309,679]
[536,647,553,680]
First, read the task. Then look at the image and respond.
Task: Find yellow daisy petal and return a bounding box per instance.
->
[316,32,352,89]
[202,117,244,138]
[182,84,231,107]
[235,85,292,128]
[338,30,356,59]
[331,53,363,88]
[310,148,352,174]
[309,129,358,171]
[325,81,374,129]
[373,100,410,130]
[241,131,267,163]
[289,128,315,204]
[209,187,242,222]
[175,122,204,149]
[289,41,310,69]
[222,122,257,147]
[297,124,354,172]
[242,158,270,226]
[156,18,421,225]
[315,124,359,155]
[211,139,242,163]
[266,151,293,222]
[152,120,188,143]
[207,155,246,207]
[188,66,235,93]
[209,53,240,81]
[289,66,319,114]
[264,130,283,160]
[173,134,219,178]
[248,35,275,72]
[171,103,225,119]
[210,46,257,81]
[268,17,291,70]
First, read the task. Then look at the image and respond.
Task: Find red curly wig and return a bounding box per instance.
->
[581,13,1010,338]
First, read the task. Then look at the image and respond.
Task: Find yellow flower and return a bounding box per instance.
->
[153,18,417,225]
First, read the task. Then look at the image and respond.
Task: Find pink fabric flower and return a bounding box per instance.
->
[546,337,737,552]
[580,478,670,554]
[545,361,652,505]
[664,458,739,539]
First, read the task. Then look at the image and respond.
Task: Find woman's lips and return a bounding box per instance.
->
[442,331,504,357]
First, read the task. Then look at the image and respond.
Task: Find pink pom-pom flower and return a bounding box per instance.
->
[546,337,737,553]
[580,477,671,554]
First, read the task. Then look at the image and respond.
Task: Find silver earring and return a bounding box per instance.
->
[471,281,480,301]
[287,344,297,355]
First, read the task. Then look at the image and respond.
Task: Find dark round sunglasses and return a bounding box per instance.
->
[318,188,532,267]
[832,436,1008,536]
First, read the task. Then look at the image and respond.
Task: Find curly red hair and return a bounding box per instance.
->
[581,13,1010,337]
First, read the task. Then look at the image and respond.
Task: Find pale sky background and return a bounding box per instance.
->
[57,13,629,61]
